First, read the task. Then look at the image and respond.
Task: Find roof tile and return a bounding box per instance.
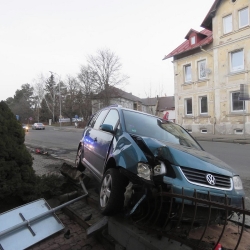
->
[163,29,212,60]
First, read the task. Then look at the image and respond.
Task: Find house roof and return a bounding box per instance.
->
[163,0,222,60]
[141,97,157,106]
[184,29,206,40]
[156,96,175,111]
[93,85,175,110]
[93,85,142,102]
[201,0,221,30]
[163,29,213,60]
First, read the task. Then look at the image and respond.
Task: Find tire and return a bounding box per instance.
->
[75,146,86,172]
[99,168,129,216]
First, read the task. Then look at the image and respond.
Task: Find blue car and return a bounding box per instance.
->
[75,105,245,216]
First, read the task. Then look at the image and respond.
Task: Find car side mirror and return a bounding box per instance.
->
[100,124,114,133]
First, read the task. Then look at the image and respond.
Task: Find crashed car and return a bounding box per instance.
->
[75,105,245,216]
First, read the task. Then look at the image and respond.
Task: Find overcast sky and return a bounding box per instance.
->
[0,0,214,101]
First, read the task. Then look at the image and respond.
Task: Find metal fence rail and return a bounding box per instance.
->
[130,187,250,250]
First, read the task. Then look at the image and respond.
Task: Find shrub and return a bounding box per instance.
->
[0,101,41,205]
[39,174,68,198]
[0,101,76,212]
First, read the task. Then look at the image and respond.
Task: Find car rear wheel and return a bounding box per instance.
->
[75,146,86,172]
[99,168,129,216]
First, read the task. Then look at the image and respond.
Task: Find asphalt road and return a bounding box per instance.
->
[25,126,83,163]
[198,141,250,178]
[24,126,250,209]
[199,141,250,210]
[25,126,250,176]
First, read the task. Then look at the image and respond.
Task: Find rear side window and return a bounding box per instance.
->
[102,109,119,130]
[93,109,109,129]
[88,113,99,128]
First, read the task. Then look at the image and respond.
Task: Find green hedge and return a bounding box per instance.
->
[0,101,41,204]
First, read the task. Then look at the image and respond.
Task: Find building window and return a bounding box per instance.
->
[230,50,244,72]
[223,14,232,34]
[239,7,249,28]
[231,91,245,111]
[199,96,208,114]
[198,60,206,79]
[184,64,192,82]
[185,98,192,115]
[191,36,196,45]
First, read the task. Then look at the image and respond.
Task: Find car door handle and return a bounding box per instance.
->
[94,137,97,142]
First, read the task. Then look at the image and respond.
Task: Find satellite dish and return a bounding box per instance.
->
[206,68,212,75]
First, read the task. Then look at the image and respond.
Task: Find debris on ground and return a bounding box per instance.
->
[29,147,49,155]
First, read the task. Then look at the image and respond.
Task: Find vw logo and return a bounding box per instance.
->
[206,174,216,185]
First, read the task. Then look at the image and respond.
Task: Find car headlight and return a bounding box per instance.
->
[154,161,166,176]
[137,163,151,180]
[233,176,243,190]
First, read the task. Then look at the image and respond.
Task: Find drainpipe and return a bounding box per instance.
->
[213,117,216,135]
[244,101,246,138]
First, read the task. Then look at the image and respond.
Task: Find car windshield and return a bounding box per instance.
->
[123,110,201,150]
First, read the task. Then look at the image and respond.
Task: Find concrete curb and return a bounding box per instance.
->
[193,136,250,144]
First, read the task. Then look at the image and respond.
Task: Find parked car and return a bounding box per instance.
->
[75,105,245,216]
[22,124,29,132]
[32,123,45,130]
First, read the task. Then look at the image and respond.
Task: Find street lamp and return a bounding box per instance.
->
[49,71,62,127]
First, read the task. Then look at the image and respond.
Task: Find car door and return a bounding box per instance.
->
[83,109,109,175]
[83,109,119,179]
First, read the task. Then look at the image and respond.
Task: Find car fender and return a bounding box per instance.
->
[111,134,148,175]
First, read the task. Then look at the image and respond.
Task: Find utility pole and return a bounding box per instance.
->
[49,71,62,127]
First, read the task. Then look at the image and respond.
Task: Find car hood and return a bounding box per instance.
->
[141,137,236,176]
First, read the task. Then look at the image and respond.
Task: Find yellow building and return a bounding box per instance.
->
[164,0,250,135]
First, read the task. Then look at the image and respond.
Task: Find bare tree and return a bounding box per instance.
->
[144,82,166,98]
[77,66,95,120]
[32,74,45,122]
[87,48,129,106]
[63,75,79,124]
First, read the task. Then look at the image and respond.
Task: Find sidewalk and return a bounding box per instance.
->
[191,132,250,144]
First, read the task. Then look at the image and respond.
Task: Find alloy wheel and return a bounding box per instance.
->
[100,174,112,208]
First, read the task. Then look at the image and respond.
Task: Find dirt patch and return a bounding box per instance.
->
[189,222,250,250]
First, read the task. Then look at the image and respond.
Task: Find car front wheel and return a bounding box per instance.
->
[99,168,129,216]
